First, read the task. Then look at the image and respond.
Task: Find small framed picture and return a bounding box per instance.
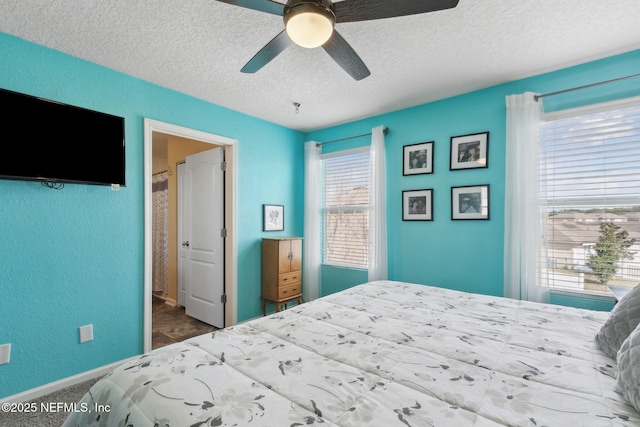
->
[263,204,284,231]
[451,185,490,220]
[402,189,433,221]
[450,132,489,170]
[403,141,434,175]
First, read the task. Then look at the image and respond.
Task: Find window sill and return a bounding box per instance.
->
[321,262,368,271]
[548,288,616,301]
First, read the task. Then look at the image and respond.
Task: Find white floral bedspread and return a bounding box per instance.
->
[63,281,639,426]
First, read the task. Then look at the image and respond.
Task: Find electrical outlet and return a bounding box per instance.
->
[79,324,93,343]
[0,343,11,364]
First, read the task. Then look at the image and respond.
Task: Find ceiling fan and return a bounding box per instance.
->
[216,0,460,80]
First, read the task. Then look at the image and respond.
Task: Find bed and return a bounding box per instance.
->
[63,280,640,426]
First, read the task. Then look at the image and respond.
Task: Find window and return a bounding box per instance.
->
[320,148,371,267]
[539,97,640,294]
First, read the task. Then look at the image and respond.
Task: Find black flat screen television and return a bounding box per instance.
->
[0,87,126,186]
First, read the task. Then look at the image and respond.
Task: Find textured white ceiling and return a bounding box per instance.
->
[1,0,639,132]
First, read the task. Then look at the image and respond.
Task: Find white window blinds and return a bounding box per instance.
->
[320,148,371,267]
[539,97,640,293]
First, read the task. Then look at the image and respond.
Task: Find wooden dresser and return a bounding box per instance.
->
[261,237,303,315]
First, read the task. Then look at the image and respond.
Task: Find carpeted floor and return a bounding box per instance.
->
[1,297,217,426]
[0,377,100,427]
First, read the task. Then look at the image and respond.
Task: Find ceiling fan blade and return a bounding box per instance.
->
[322,30,370,81]
[215,0,284,16]
[241,30,293,73]
[334,0,459,23]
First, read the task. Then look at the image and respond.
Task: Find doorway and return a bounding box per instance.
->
[143,118,238,353]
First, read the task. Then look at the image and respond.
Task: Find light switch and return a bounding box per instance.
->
[0,343,11,364]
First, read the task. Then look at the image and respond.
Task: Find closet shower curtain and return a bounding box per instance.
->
[152,171,169,294]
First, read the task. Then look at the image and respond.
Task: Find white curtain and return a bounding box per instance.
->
[152,171,169,294]
[504,93,548,303]
[303,141,322,302]
[368,126,388,281]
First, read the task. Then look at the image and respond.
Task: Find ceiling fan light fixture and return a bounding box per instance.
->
[284,2,335,49]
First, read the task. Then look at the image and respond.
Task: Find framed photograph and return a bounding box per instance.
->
[403,141,434,175]
[451,185,490,220]
[263,204,284,231]
[450,132,489,170]
[402,189,433,221]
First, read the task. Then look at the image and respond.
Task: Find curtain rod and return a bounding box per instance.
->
[316,127,389,147]
[534,73,640,102]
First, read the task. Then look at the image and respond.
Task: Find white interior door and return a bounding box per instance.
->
[184,148,225,328]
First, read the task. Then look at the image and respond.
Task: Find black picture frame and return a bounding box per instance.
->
[263,204,284,231]
[450,132,489,170]
[403,141,434,175]
[402,189,433,221]
[451,185,490,220]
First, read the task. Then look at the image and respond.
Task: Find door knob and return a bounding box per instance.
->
[182,241,190,247]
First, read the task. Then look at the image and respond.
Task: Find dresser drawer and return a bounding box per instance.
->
[278,271,301,286]
[278,283,301,299]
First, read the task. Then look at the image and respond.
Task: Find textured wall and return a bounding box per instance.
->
[0,32,304,399]
[308,49,640,301]
[1,30,637,399]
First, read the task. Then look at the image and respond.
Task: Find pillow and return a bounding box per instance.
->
[595,284,640,359]
[615,322,640,412]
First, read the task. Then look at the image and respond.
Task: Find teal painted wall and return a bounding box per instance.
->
[0,33,304,399]
[307,49,640,304]
[321,266,368,296]
[1,29,637,399]
[549,294,615,312]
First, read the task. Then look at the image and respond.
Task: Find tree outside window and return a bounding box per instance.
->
[587,222,637,285]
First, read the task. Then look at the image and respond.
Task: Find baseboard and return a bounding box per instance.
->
[0,355,138,404]
[153,292,178,308]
